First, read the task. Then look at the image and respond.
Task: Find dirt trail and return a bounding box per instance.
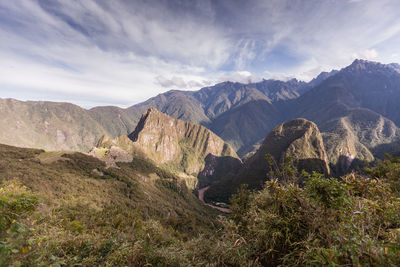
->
[198,186,231,213]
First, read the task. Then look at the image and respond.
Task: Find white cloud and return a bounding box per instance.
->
[352,49,379,60]
[0,0,233,107]
[1,0,400,107]
[264,71,294,82]
[154,75,210,89]
[218,71,263,84]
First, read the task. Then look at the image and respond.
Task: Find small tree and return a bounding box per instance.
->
[265,153,309,185]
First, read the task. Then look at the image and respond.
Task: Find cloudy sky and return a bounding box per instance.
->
[1,0,400,108]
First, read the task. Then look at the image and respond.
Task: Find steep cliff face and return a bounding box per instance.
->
[244,118,330,177]
[97,108,239,176]
[205,118,330,202]
[130,79,312,156]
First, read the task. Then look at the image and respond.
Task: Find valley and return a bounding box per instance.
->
[2,59,400,266]
[3,0,400,265]
[197,186,230,213]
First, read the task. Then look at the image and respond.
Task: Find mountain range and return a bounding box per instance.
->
[1,59,400,172]
[2,59,400,266]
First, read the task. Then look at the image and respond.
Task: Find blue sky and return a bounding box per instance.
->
[1,0,400,108]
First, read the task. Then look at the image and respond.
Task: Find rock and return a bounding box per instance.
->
[244,118,330,178]
[94,108,240,176]
[205,118,330,203]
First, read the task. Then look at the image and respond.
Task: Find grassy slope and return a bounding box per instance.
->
[0,144,219,266]
[2,143,400,266]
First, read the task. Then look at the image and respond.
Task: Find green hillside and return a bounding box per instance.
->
[0,144,219,266]
[2,143,400,266]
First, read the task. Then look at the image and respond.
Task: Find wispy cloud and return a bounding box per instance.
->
[218,71,263,84]
[0,0,400,107]
[155,75,211,89]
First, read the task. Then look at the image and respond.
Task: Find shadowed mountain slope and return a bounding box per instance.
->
[205,118,330,202]
[291,59,400,126]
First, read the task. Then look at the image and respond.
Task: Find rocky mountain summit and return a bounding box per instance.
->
[287,59,400,173]
[131,78,312,155]
[91,108,240,187]
[246,118,330,176]
[205,118,330,202]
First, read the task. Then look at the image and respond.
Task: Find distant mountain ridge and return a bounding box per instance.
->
[287,59,400,170]
[0,77,317,154]
[130,78,313,155]
[0,98,143,152]
[1,59,400,166]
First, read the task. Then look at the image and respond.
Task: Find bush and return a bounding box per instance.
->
[223,170,400,266]
[0,180,38,232]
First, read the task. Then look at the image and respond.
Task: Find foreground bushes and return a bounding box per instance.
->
[2,157,400,266]
[227,173,400,266]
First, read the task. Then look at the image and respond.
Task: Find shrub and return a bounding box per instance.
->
[223,169,400,266]
[0,180,38,232]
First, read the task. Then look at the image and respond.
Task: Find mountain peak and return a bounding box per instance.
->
[249,118,330,176]
[124,108,239,174]
[345,58,397,74]
[128,107,168,142]
[205,118,331,202]
[348,58,378,69]
[146,107,161,115]
[308,69,339,88]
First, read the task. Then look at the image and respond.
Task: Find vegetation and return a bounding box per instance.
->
[2,142,400,266]
[0,144,219,266]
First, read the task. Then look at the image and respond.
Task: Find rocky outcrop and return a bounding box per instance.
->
[96,108,240,176]
[244,118,330,177]
[89,145,133,168]
[205,118,330,203]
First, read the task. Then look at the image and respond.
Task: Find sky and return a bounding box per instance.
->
[1,0,400,108]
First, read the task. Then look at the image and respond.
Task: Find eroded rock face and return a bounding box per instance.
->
[205,118,330,203]
[95,108,239,175]
[245,118,330,177]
